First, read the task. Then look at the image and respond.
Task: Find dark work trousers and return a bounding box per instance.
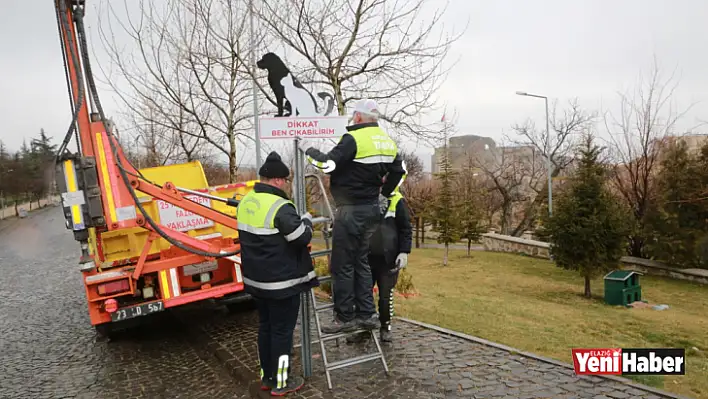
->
[330,203,380,322]
[369,254,399,329]
[255,294,301,386]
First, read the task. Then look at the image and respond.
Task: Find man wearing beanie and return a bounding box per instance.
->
[236,151,318,396]
[302,99,407,334]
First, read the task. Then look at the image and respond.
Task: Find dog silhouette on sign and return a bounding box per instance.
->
[256,52,334,117]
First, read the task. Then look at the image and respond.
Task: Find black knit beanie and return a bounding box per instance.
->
[259,151,290,179]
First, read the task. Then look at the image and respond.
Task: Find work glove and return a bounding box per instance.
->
[390,253,408,274]
[378,194,389,214]
[301,212,313,222]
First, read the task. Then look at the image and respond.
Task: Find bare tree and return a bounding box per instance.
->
[254,0,465,143]
[509,99,597,234]
[96,0,264,182]
[119,98,180,168]
[455,153,499,232]
[399,150,425,186]
[140,128,177,168]
[405,174,437,248]
[473,142,545,236]
[604,59,698,257]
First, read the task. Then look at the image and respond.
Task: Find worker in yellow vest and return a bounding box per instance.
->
[302,99,407,334]
[349,186,412,344]
[369,188,412,342]
[236,151,318,396]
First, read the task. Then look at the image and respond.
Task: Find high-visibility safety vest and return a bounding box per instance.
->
[236,190,315,296]
[369,190,411,264]
[385,191,404,219]
[350,126,398,165]
[236,191,292,237]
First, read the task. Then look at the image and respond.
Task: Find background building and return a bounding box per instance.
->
[431,135,497,173]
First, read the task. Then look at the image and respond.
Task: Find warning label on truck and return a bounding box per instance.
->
[156,195,215,232]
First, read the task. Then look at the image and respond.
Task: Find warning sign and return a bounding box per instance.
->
[259,116,348,139]
[156,195,214,232]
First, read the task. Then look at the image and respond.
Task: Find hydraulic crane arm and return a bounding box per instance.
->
[53,0,240,264]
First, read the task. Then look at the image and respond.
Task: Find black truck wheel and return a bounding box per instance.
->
[94,323,115,338]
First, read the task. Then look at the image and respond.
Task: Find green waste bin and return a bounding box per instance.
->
[604,270,642,306]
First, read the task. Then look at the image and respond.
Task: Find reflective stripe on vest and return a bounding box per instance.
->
[284,223,306,242]
[385,192,403,219]
[243,270,317,290]
[350,126,398,164]
[236,191,292,235]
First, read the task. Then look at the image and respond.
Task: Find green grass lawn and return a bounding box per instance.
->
[391,248,707,399]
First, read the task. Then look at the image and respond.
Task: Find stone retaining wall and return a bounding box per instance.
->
[481,233,550,258]
[0,196,60,219]
[481,233,708,285]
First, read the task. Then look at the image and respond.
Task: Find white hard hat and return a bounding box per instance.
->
[352,99,380,117]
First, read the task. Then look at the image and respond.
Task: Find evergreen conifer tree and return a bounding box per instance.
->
[430,134,461,266]
[542,134,629,297]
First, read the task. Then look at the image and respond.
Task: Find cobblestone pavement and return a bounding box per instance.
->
[182,297,685,399]
[0,207,248,399]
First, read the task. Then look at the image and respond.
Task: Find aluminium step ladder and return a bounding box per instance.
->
[295,174,390,390]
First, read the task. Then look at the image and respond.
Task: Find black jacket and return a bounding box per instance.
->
[369,197,413,267]
[237,183,318,299]
[305,122,406,206]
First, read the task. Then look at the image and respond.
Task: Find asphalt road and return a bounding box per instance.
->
[0,207,249,399]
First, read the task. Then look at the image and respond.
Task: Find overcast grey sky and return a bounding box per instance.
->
[1,0,707,172]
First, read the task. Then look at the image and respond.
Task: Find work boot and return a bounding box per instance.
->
[321,316,358,334]
[380,328,393,343]
[270,375,305,396]
[357,314,379,330]
[260,376,276,391]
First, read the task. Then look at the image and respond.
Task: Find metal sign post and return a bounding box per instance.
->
[293,137,313,377]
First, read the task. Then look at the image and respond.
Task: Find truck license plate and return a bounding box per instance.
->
[111,301,164,322]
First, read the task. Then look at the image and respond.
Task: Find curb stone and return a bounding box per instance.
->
[395,317,695,399]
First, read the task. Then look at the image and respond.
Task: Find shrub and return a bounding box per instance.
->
[312,258,331,295]
[395,268,416,296]
[311,257,416,298]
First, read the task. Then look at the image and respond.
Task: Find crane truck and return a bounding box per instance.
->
[53,0,256,336]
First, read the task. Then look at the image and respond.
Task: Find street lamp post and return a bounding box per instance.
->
[515,91,552,216]
[249,0,262,169]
